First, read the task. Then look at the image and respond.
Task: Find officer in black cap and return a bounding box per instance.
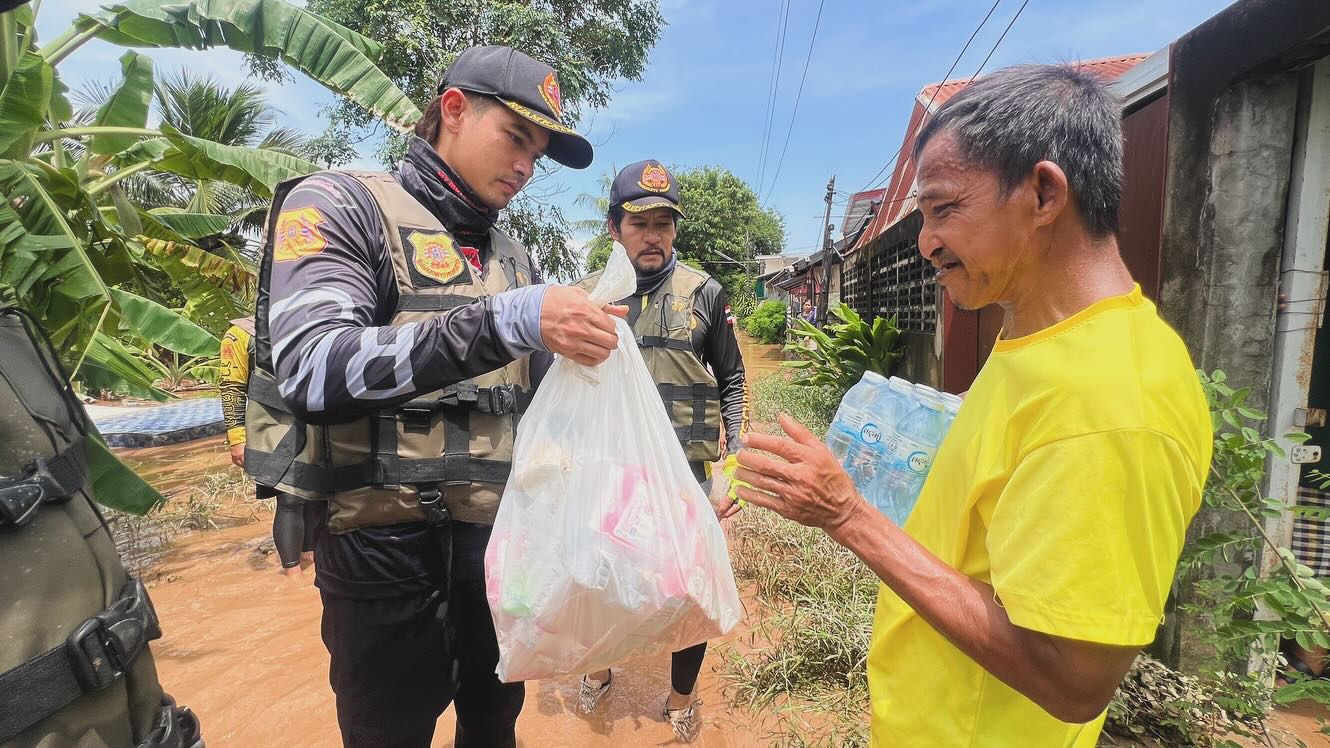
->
[574,160,748,742]
[246,45,625,747]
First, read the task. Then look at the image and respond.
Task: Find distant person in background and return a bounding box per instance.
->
[801,299,817,326]
[219,317,325,578]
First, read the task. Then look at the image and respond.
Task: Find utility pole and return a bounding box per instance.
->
[816,175,836,325]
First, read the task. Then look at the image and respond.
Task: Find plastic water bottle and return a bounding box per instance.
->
[879,392,947,525]
[938,392,964,430]
[826,372,893,497]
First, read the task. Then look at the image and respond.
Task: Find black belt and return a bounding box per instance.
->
[0,437,86,528]
[637,335,693,352]
[374,382,528,489]
[0,578,161,742]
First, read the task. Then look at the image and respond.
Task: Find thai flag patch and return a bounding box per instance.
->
[725,304,736,327]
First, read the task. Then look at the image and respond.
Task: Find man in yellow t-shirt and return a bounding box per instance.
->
[734,64,1212,747]
[218,317,253,467]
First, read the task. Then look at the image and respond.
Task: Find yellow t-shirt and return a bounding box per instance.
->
[868,285,1212,747]
[218,324,251,446]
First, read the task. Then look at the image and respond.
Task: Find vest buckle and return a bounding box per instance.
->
[417,488,452,528]
[0,455,66,528]
[66,579,160,691]
[398,405,435,433]
[486,385,517,415]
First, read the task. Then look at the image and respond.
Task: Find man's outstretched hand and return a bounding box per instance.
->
[734,413,864,534]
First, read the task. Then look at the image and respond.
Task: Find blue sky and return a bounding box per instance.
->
[40,0,1235,258]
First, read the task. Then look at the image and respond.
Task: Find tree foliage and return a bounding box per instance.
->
[745,299,787,344]
[0,0,417,513]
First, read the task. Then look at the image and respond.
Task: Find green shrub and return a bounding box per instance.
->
[784,303,903,397]
[746,300,789,344]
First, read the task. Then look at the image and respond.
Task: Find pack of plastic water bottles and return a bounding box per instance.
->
[484,244,743,683]
[825,372,962,526]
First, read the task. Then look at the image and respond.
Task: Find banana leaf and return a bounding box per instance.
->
[85,330,170,399]
[143,124,319,199]
[78,0,421,131]
[148,209,234,239]
[109,287,219,357]
[85,422,165,515]
[0,51,52,158]
[91,50,154,155]
[138,236,251,334]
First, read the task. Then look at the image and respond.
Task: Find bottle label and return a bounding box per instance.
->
[894,437,937,475]
[859,422,882,445]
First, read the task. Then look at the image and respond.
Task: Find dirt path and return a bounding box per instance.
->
[143,509,768,747]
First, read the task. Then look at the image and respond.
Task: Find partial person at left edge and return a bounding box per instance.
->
[218,317,325,578]
[0,306,204,748]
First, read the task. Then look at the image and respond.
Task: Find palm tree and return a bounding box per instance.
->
[147,71,313,248]
[573,167,615,272]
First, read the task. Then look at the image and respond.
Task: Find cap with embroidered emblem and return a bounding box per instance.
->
[436,45,593,169]
[610,160,685,216]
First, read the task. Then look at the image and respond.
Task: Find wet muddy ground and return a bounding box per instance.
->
[141,486,773,747]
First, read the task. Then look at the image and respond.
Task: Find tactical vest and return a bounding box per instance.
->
[577,263,722,462]
[0,307,201,748]
[245,171,534,532]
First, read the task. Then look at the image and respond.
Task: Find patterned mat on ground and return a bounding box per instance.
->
[94,398,224,448]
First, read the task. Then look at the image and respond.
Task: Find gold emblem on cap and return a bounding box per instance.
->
[638,163,671,193]
[540,72,563,120]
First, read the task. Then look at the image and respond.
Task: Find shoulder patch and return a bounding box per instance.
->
[273,207,327,262]
[407,230,467,285]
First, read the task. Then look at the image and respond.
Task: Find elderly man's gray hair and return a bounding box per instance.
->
[913,64,1124,238]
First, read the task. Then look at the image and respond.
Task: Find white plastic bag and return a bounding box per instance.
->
[485,243,744,683]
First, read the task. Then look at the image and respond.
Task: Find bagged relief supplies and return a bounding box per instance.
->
[485,243,743,683]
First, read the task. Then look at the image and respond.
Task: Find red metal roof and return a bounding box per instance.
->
[851,54,1151,252]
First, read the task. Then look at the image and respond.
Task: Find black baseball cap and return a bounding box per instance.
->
[436,45,593,169]
[610,160,685,217]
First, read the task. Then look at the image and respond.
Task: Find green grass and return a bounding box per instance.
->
[724,371,871,746]
[748,372,839,440]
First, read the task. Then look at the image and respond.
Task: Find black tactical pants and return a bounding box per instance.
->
[317,521,524,748]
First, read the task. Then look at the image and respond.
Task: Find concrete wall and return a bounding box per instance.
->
[1159,74,1299,393]
[1155,66,1302,669]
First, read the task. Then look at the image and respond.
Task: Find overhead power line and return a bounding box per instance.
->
[760,0,828,205]
[756,0,793,193]
[853,0,1006,195]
